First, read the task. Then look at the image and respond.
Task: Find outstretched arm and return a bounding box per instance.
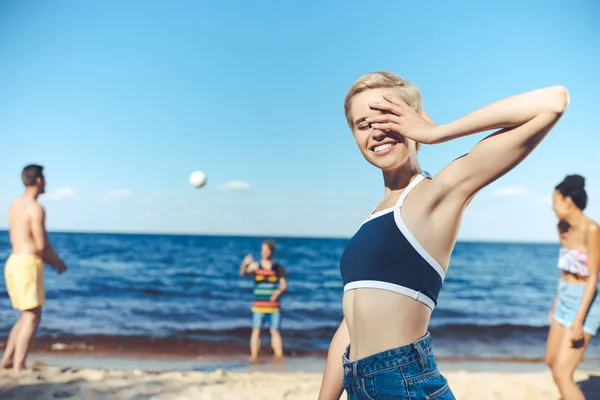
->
[367,85,569,203]
[30,204,67,273]
[318,319,349,400]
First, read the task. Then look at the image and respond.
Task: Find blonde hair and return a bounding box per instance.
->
[344,71,423,129]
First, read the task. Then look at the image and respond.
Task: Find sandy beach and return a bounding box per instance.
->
[1,358,600,399]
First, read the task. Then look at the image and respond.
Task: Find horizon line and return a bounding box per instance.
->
[0,228,559,245]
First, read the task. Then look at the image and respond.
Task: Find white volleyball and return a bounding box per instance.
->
[189,171,207,188]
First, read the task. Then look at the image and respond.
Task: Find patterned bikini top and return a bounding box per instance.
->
[557,247,589,276]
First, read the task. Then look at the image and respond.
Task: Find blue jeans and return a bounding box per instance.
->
[252,311,281,330]
[342,332,455,399]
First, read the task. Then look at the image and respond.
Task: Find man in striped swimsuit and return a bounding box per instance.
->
[240,240,288,361]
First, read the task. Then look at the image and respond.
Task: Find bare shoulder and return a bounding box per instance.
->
[28,200,45,217]
[587,220,600,237]
[584,223,600,265]
[7,199,16,215]
[7,197,41,218]
[585,220,600,250]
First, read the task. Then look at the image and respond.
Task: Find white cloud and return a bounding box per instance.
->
[102,189,133,202]
[44,187,81,201]
[492,186,531,197]
[596,153,600,160]
[217,180,251,191]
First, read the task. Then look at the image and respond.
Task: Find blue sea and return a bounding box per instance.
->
[1,231,599,361]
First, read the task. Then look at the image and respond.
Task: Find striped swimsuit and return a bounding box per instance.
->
[251,262,282,313]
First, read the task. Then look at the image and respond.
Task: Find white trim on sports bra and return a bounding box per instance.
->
[362,171,429,225]
[344,280,436,310]
[360,171,445,280]
[344,171,446,310]
[394,209,445,280]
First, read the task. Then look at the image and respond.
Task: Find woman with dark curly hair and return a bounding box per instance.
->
[546,174,600,400]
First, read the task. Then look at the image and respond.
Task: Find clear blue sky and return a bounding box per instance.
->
[0,0,598,241]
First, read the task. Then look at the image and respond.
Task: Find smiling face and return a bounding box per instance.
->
[349,88,418,170]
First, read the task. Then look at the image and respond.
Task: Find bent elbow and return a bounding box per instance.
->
[548,85,569,115]
[34,239,47,254]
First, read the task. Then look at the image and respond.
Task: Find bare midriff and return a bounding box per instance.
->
[561,270,589,284]
[342,288,432,361]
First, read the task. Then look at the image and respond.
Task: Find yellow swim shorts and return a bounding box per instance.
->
[4,254,45,310]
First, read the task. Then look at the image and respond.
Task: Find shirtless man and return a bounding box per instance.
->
[1,164,67,371]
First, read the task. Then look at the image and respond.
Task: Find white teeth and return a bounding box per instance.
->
[374,143,393,152]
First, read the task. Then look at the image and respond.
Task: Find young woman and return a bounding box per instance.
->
[546,175,600,400]
[317,71,569,400]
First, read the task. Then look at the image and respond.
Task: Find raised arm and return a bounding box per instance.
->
[318,319,349,400]
[437,85,568,200]
[30,204,67,273]
[239,254,256,277]
[367,85,569,203]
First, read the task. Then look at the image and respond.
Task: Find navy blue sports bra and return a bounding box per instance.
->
[339,171,445,310]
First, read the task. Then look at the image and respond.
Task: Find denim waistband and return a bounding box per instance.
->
[342,332,433,377]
